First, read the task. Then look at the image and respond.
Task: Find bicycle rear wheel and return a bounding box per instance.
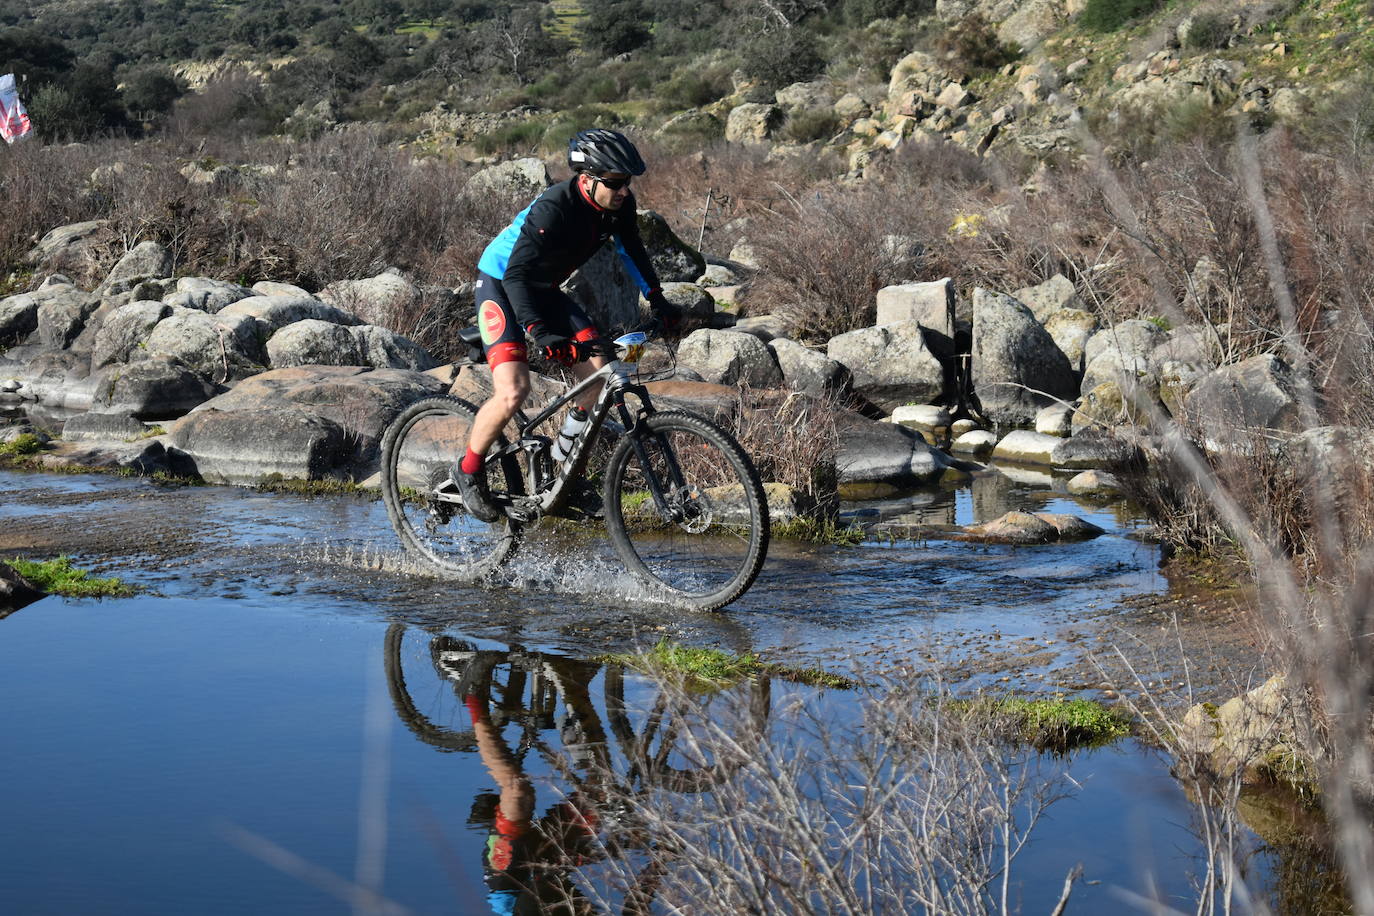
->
[380,395,519,579]
[603,411,769,611]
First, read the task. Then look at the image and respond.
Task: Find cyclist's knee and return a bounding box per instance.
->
[491,373,530,416]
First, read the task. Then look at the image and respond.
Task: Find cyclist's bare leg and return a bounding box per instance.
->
[467,361,530,459]
[570,353,609,414]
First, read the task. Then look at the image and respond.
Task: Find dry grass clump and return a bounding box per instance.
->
[731,385,843,516]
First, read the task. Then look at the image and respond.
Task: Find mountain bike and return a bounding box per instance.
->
[379,329,770,612]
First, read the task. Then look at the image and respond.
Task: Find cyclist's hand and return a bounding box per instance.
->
[647,290,685,337]
[535,333,581,366]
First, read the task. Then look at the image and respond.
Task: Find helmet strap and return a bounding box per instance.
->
[576,173,608,212]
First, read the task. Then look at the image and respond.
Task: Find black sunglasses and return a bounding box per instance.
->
[593,175,632,191]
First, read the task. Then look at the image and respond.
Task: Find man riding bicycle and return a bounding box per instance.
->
[453,128,683,522]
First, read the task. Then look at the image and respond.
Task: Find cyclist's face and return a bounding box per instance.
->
[589,172,632,209]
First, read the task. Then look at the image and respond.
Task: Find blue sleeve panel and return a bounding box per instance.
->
[614,238,652,294]
[477,200,536,280]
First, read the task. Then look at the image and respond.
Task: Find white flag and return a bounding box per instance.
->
[1,73,35,144]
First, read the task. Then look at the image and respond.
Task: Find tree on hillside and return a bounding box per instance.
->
[581,0,653,56]
[122,66,186,121]
[0,28,76,86]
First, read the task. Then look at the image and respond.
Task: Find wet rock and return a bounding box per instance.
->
[837,410,952,498]
[1067,469,1123,496]
[991,430,1061,465]
[0,562,45,614]
[677,329,783,388]
[1037,513,1105,541]
[952,429,997,457]
[1052,429,1142,470]
[827,320,944,412]
[971,288,1077,426]
[959,510,1059,544]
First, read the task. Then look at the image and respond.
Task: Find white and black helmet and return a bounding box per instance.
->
[566,128,646,176]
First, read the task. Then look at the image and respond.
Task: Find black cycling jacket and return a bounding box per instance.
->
[476,176,662,332]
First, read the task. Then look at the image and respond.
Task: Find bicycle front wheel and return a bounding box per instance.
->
[380,395,519,579]
[603,411,769,611]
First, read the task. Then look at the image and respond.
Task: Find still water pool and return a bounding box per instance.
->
[0,469,1296,912]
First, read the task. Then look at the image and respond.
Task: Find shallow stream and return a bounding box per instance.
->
[0,468,1326,913]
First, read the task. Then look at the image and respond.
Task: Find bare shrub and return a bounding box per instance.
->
[567,669,1073,915]
[731,386,841,515]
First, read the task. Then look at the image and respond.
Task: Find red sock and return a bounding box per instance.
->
[460,449,483,475]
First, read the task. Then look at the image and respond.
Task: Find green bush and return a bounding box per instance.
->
[1078,0,1165,32]
[1181,12,1232,50]
[738,28,826,91]
[780,108,843,143]
[933,14,1020,75]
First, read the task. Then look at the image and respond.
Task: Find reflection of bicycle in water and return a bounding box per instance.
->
[379,331,770,612]
[382,625,771,913]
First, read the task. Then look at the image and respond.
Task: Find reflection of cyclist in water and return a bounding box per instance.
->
[463,656,603,915]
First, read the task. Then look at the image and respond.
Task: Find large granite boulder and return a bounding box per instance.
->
[1051,429,1144,470]
[267,319,364,368]
[875,279,956,336]
[1081,319,1168,393]
[319,270,422,328]
[162,277,255,313]
[26,284,101,349]
[726,103,783,142]
[464,157,550,198]
[767,338,851,395]
[98,241,173,295]
[827,320,944,411]
[350,325,439,371]
[677,329,784,388]
[1183,354,1303,441]
[1043,308,1098,371]
[24,220,111,277]
[88,356,219,419]
[92,301,172,368]
[143,307,267,382]
[836,410,952,499]
[219,294,360,335]
[1013,274,1081,323]
[639,210,707,284]
[971,288,1077,426]
[658,282,716,321]
[0,293,40,345]
[169,366,446,483]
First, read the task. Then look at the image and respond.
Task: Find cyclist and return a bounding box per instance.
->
[453,128,684,522]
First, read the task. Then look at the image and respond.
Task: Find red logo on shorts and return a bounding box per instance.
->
[479,300,506,344]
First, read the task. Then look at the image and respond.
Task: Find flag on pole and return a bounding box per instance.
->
[1,73,35,144]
